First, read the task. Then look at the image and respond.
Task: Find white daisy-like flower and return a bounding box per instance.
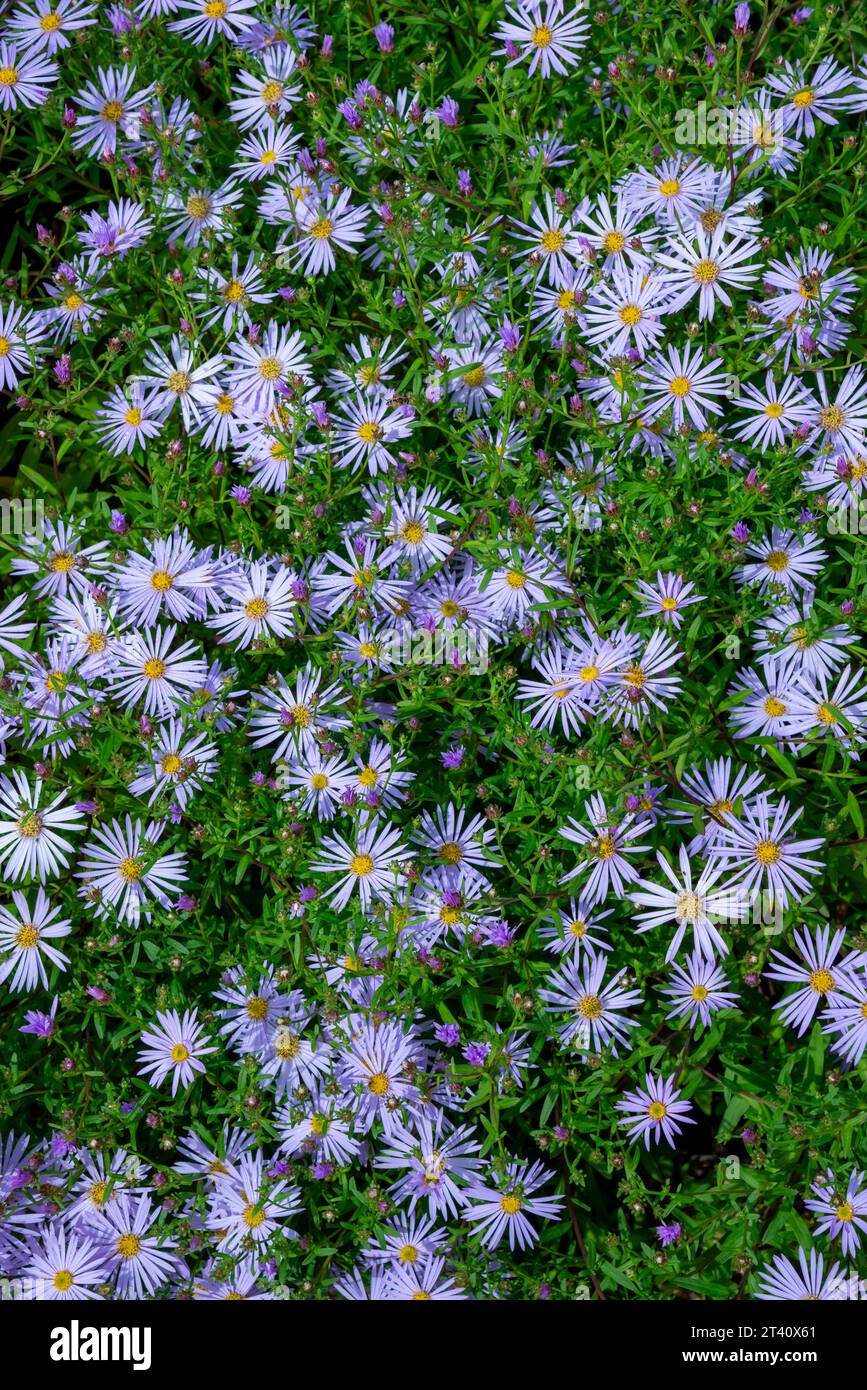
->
[0,771,84,883]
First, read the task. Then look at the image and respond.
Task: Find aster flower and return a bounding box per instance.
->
[633,571,705,628]
[227,321,311,416]
[207,562,297,649]
[640,342,728,430]
[330,393,415,475]
[94,382,164,456]
[0,592,35,665]
[137,1007,215,1095]
[483,548,569,626]
[227,47,301,129]
[191,251,273,333]
[0,40,58,112]
[540,949,642,1055]
[22,1224,108,1301]
[516,644,592,738]
[710,794,824,911]
[625,156,712,226]
[538,896,613,957]
[574,190,656,270]
[375,1114,482,1218]
[0,772,83,884]
[511,193,582,288]
[163,183,243,248]
[764,926,863,1036]
[606,629,684,729]
[630,844,744,961]
[495,3,589,79]
[412,803,499,886]
[446,339,505,418]
[128,721,218,809]
[279,750,354,820]
[116,530,219,628]
[71,64,153,158]
[822,966,867,1066]
[275,1087,360,1165]
[805,1169,867,1257]
[247,664,351,761]
[283,188,369,276]
[616,1072,695,1149]
[736,526,825,597]
[559,792,650,906]
[764,57,852,137]
[0,301,49,390]
[311,816,409,910]
[755,1247,844,1301]
[654,225,761,320]
[338,1018,423,1135]
[0,888,71,992]
[108,625,206,718]
[92,1193,182,1298]
[386,1255,468,1300]
[661,951,739,1029]
[76,816,187,925]
[362,1213,448,1269]
[135,335,224,431]
[231,122,299,182]
[167,0,258,45]
[461,1158,563,1251]
[6,0,98,54]
[206,1151,301,1253]
[732,371,813,451]
[581,262,670,355]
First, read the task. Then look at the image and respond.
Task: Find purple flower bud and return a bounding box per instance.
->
[457,168,472,196]
[321,34,333,58]
[374,22,394,52]
[435,96,460,129]
[109,509,128,535]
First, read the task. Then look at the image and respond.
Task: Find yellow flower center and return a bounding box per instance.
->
[691,984,709,1002]
[693,258,720,285]
[116,1234,141,1259]
[161,753,182,775]
[222,279,245,303]
[310,772,329,790]
[819,405,845,433]
[755,839,781,866]
[261,79,284,103]
[836,1202,854,1223]
[402,519,426,544]
[242,1204,265,1228]
[358,421,383,444]
[399,1244,418,1263]
[351,853,375,877]
[244,596,270,621]
[809,969,834,995]
[40,11,62,28]
[143,658,166,680]
[119,856,143,882]
[658,179,681,197]
[501,1194,522,1214]
[540,228,565,254]
[764,401,784,419]
[166,370,191,395]
[578,993,603,1019]
[603,230,626,253]
[63,293,84,311]
[186,194,211,220]
[50,550,75,572]
[368,1071,390,1096]
[101,100,124,122]
[310,217,334,241]
[15,925,39,949]
[171,1043,190,1063]
[151,568,173,592]
[505,569,526,589]
[675,890,702,923]
[203,0,227,17]
[763,696,786,718]
[668,375,691,398]
[52,1269,74,1290]
[765,549,789,572]
[258,355,282,381]
[648,1101,667,1120]
[619,303,642,326]
[439,841,462,864]
[124,407,142,426]
[17,813,43,839]
[246,996,268,1020]
[531,23,552,47]
[792,87,814,108]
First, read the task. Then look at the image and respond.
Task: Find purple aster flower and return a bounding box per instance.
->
[20,996,58,1038]
[435,96,460,128]
[434,1023,460,1046]
[616,1072,695,1149]
[657,1221,682,1246]
[374,22,394,52]
[464,1041,490,1066]
[756,1247,843,1300]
